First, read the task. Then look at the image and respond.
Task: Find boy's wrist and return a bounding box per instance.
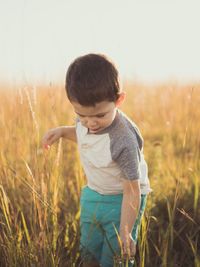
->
[60,126,66,138]
[60,126,63,138]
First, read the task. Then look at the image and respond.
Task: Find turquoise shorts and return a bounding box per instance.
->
[80,186,147,267]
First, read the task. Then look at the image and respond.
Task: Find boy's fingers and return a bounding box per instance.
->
[43,144,50,150]
[42,137,52,149]
[122,242,135,258]
[48,134,58,144]
[130,241,136,256]
[42,133,59,149]
[42,133,54,145]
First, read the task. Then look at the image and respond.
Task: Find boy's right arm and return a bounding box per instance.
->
[60,126,77,142]
[42,126,77,148]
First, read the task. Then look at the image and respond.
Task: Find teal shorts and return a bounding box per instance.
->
[80,186,147,267]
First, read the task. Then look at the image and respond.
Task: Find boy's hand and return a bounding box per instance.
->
[42,127,63,149]
[120,233,136,258]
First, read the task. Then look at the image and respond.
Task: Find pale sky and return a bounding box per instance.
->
[0,0,200,85]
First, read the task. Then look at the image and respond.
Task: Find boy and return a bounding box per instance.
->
[42,54,151,267]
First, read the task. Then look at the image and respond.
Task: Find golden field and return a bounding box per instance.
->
[0,82,199,267]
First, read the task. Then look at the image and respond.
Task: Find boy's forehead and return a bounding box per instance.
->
[71,101,114,116]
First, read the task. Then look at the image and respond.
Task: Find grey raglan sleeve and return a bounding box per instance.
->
[111,136,141,180]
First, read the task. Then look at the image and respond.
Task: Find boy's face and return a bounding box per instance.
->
[71,100,118,134]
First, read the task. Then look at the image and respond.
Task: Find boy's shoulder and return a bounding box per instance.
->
[108,109,143,150]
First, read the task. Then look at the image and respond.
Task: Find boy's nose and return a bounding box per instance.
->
[86,119,98,128]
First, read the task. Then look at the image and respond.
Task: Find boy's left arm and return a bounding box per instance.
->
[119,179,141,257]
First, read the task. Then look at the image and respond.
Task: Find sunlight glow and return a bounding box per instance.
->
[0,0,200,84]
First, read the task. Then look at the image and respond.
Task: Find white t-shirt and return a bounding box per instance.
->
[76,109,152,195]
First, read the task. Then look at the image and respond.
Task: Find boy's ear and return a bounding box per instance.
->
[115,92,126,107]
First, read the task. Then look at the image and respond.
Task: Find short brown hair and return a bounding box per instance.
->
[65,54,121,106]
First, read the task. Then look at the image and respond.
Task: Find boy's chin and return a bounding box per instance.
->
[89,128,101,133]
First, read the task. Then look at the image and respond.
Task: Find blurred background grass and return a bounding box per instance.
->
[0,82,199,267]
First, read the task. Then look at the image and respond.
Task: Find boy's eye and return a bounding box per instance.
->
[78,114,85,118]
[78,114,105,118]
[96,114,105,118]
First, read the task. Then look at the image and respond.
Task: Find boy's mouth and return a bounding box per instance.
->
[89,127,101,133]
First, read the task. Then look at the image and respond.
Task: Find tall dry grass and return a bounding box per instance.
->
[0,82,199,267]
